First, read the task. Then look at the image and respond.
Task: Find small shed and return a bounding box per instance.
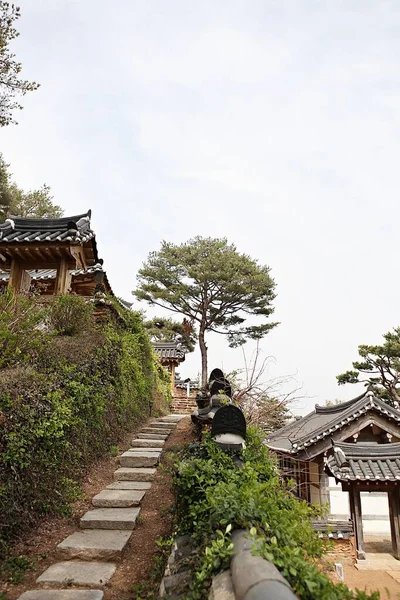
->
[153,342,186,392]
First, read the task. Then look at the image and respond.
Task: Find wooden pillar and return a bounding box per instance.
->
[170,363,176,393]
[388,489,400,559]
[8,259,23,292]
[54,259,71,295]
[350,486,365,560]
[319,462,330,511]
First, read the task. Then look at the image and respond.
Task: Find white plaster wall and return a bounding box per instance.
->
[329,477,390,535]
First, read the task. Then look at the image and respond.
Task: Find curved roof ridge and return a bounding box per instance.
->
[315,391,367,414]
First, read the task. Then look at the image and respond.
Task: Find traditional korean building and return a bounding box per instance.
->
[266,389,400,560]
[153,342,186,392]
[0,211,111,297]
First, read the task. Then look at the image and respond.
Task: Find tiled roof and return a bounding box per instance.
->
[326,441,400,482]
[153,342,186,361]
[0,264,105,282]
[266,391,400,454]
[0,211,94,243]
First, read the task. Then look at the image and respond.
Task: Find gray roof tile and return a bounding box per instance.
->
[326,441,400,482]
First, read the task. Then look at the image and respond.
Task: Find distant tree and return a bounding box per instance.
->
[7,183,63,218]
[0,153,63,220]
[231,342,303,433]
[134,237,277,386]
[144,316,197,352]
[337,327,400,406]
[0,154,12,219]
[0,2,40,126]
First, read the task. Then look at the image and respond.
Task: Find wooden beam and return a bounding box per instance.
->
[350,486,365,560]
[388,490,400,559]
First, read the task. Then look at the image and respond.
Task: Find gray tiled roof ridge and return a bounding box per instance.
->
[332,440,400,458]
[0,211,94,243]
[267,392,400,453]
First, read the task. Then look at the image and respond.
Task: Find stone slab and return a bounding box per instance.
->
[107,481,152,490]
[36,561,116,586]
[114,467,156,482]
[137,433,167,440]
[57,529,132,561]
[120,451,160,468]
[92,489,145,507]
[141,427,171,435]
[18,593,104,600]
[131,439,164,448]
[160,414,185,421]
[81,507,140,530]
[210,570,235,600]
[128,447,163,453]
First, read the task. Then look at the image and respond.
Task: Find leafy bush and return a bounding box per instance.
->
[50,294,93,335]
[0,298,170,553]
[174,429,380,600]
[0,288,48,367]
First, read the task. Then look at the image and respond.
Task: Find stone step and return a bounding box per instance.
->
[128,447,163,453]
[80,507,140,530]
[57,529,132,561]
[137,432,167,440]
[114,467,156,482]
[150,422,175,429]
[120,451,160,468]
[92,489,145,507]
[141,427,172,435]
[131,439,164,448]
[18,592,104,600]
[107,480,152,490]
[36,561,116,586]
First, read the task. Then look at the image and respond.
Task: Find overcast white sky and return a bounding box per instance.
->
[2,0,400,412]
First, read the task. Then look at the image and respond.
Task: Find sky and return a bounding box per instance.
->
[2,0,400,413]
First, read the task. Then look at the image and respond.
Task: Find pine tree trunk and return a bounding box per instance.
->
[199,328,208,387]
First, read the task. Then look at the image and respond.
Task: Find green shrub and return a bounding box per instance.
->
[0,288,48,367]
[50,294,93,335]
[0,297,170,554]
[174,429,380,600]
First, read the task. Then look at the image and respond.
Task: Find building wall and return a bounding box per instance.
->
[329,477,390,535]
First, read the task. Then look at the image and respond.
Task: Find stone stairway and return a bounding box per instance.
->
[17,415,185,600]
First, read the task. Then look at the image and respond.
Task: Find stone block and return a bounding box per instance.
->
[119,451,160,468]
[114,467,156,481]
[128,447,163,453]
[92,489,145,507]
[18,592,104,600]
[36,561,116,586]
[57,529,132,561]
[137,433,167,440]
[131,439,164,448]
[80,507,140,530]
[141,427,171,434]
[107,481,152,490]
[209,570,235,600]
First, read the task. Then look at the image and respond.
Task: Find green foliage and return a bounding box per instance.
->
[134,237,277,384]
[0,2,40,127]
[50,295,93,335]
[0,288,48,367]
[0,298,169,552]
[144,316,197,352]
[174,428,380,600]
[0,153,62,220]
[337,327,400,405]
[0,552,35,584]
